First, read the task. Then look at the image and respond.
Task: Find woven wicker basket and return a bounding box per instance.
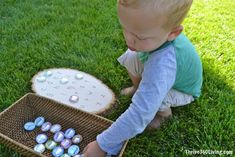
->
[0,93,128,157]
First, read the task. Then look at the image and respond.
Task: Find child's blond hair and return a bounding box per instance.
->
[118,0,193,30]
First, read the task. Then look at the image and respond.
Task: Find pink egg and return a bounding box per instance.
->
[61,139,72,149]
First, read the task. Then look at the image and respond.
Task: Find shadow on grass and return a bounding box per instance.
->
[122,59,235,157]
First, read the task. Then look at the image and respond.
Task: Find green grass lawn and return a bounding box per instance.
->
[0,0,234,156]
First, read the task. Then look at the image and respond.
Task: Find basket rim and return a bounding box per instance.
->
[1,93,114,123]
[0,93,31,117]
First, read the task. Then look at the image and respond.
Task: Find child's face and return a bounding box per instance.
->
[118,4,170,52]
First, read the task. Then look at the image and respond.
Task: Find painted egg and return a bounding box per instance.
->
[61,153,71,157]
[45,140,57,150]
[37,76,46,82]
[61,139,72,149]
[50,124,62,133]
[75,74,83,80]
[74,154,84,157]
[36,134,48,144]
[69,95,79,103]
[72,134,83,144]
[52,146,64,157]
[34,116,45,127]
[24,122,36,131]
[41,122,52,132]
[44,70,53,77]
[34,144,45,154]
[64,128,76,139]
[60,78,69,84]
[68,145,80,156]
[54,131,65,142]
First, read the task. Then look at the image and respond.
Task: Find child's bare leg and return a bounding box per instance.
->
[147,108,172,129]
[121,72,141,96]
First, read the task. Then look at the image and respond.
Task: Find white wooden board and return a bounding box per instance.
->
[31,68,115,114]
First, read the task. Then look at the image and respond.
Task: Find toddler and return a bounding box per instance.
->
[83,0,202,156]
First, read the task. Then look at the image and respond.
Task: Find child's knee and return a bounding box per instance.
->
[160,89,194,111]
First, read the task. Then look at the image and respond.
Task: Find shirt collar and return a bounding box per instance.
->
[149,40,172,53]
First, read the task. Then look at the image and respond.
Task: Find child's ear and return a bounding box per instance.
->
[167,25,183,41]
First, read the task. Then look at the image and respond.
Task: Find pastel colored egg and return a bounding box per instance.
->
[36,134,48,144]
[54,131,65,142]
[72,134,83,144]
[52,146,64,157]
[61,153,71,157]
[68,145,80,156]
[44,71,53,77]
[61,139,72,149]
[34,144,45,154]
[60,78,69,84]
[24,122,36,131]
[50,124,62,133]
[69,95,79,103]
[64,128,76,139]
[41,122,52,132]
[74,154,84,157]
[75,74,83,80]
[45,140,57,150]
[37,76,46,82]
[34,116,45,127]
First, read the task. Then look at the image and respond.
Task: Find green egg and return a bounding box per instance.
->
[45,140,57,150]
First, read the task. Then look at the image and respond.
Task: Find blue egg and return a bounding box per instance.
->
[36,134,48,144]
[34,143,45,154]
[64,128,75,139]
[37,76,46,82]
[52,146,64,157]
[24,122,36,131]
[44,70,53,77]
[50,124,62,133]
[34,116,45,127]
[68,145,80,156]
[54,131,65,142]
[41,122,52,132]
[75,74,83,80]
[61,153,71,157]
[60,78,69,84]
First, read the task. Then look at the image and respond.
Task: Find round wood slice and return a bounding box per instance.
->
[31,68,115,114]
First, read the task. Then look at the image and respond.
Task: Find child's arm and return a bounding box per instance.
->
[93,47,177,155]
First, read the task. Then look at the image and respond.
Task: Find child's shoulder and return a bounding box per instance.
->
[172,33,197,54]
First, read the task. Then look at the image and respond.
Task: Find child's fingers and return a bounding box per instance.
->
[83,145,88,154]
[83,152,88,157]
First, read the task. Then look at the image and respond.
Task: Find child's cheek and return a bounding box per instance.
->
[139,40,154,52]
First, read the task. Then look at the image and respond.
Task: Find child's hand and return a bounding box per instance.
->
[83,140,106,157]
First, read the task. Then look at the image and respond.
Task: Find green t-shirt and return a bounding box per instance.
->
[137,33,203,97]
